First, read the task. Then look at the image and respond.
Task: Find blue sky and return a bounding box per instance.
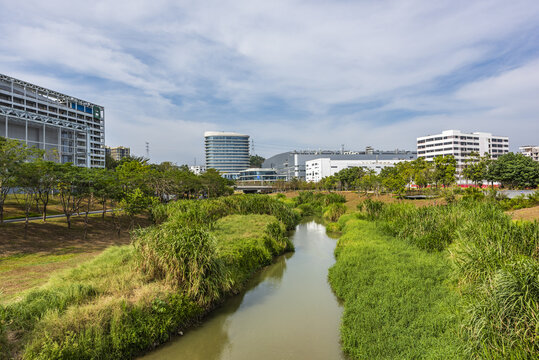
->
[1,0,538,164]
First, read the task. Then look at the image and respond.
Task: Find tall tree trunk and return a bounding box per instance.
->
[42,203,47,222]
[66,214,71,229]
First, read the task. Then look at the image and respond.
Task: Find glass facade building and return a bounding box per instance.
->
[204,131,250,178]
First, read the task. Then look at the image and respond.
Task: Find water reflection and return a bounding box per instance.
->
[141,221,345,360]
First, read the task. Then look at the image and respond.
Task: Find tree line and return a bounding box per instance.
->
[0,137,234,228]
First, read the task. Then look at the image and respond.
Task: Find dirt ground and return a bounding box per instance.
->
[506,205,539,222]
[0,213,151,303]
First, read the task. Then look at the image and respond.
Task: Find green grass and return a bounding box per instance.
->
[328,218,464,359]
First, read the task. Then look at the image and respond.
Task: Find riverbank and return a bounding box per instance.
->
[329,218,463,359]
[330,200,539,359]
[0,195,302,359]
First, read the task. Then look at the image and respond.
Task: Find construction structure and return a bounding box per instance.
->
[105,146,130,161]
[0,74,105,167]
[204,131,250,179]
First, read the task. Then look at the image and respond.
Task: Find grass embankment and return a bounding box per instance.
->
[329,218,463,359]
[331,200,539,359]
[0,195,299,359]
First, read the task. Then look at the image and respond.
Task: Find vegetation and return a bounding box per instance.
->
[329,218,463,359]
[337,199,539,359]
[0,195,301,359]
[249,154,265,168]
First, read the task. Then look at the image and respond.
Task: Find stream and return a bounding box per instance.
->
[140,220,345,360]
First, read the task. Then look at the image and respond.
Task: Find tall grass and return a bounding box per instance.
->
[356,199,539,358]
[329,218,463,359]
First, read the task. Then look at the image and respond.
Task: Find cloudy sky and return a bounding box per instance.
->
[1,0,538,164]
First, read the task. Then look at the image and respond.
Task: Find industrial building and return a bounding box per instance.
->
[416,130,509,173]
[105,146,130,161]
[204,131,250,179]
[520,145,539,162]
[305,158,408,182]
[262,149,417,181]
[0,74,105,168]
[189,165,206,175]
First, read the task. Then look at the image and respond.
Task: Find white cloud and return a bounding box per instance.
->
[1,0,539,162]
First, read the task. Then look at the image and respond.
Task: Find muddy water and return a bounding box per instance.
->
[141,221,345,360]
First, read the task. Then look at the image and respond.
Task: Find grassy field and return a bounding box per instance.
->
[0,214,151,304]
[329,218,463,359]
[0,195,299,359]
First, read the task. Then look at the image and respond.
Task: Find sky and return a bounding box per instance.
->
[1,0,538,164]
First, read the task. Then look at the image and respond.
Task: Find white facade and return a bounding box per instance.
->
[417,130,509,172]
[189,165,206,175]
[520,145,539,162]
[305,158,406,182]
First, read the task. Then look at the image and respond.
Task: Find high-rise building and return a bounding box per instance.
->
[417,130,509,173]
[0,74,105,168]
[105,146,130,161]
[520,145,539,162]
[204,131,250,179]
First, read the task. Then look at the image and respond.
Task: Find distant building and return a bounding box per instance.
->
[204,131,250,180]
[238,168,286,182]
[519,145,539,162]
[0,73,105,168]
[263,149,416,181]
[105,146,130,161]
[189,165,206,175]
[306,158,408,182]
[417,130,509,173]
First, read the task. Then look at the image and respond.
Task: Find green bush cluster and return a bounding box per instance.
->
[498,190,539,211]
[292,191,346,217]
[322,203,347,222]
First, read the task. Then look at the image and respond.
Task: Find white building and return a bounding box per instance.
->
[519,145,539,162]
[305,158,407,182]
[204,131,250,179]
[0,74,105,168]
[417,130,509,173]
[189,165,206,175]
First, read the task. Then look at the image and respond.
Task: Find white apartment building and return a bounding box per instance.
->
[417,130,509,172]
[519,145,539,162]
[305,158,407,182]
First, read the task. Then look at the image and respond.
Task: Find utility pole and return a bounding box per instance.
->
[145,142,150,159]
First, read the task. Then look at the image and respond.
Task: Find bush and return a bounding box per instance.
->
[323,203,347,222]
[134,222,231,307]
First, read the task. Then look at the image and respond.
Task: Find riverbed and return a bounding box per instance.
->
[140,220,345,360]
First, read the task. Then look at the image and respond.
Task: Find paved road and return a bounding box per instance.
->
[3,209,116,223]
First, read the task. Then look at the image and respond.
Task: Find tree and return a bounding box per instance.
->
[433,155,457,188]
[462,152,488,186]
[489,153,539,189]
[15,162,40,236]
[0,137,32,223]
[250,155,265,168]
[200,169,234,198]
[32,160,58,221]
[56,164,85,229]
[379,166,408,195]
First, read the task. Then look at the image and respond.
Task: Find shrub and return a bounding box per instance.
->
[323,203,347,222]
[133,222,231,306]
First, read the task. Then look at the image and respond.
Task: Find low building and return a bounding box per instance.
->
[189,165,206,175]
[417,130,509,174]
[263,149,416,181]
[519,145,539,162]
[305,158,407,182]
[238,168,286,183]
[105,146,130,161]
